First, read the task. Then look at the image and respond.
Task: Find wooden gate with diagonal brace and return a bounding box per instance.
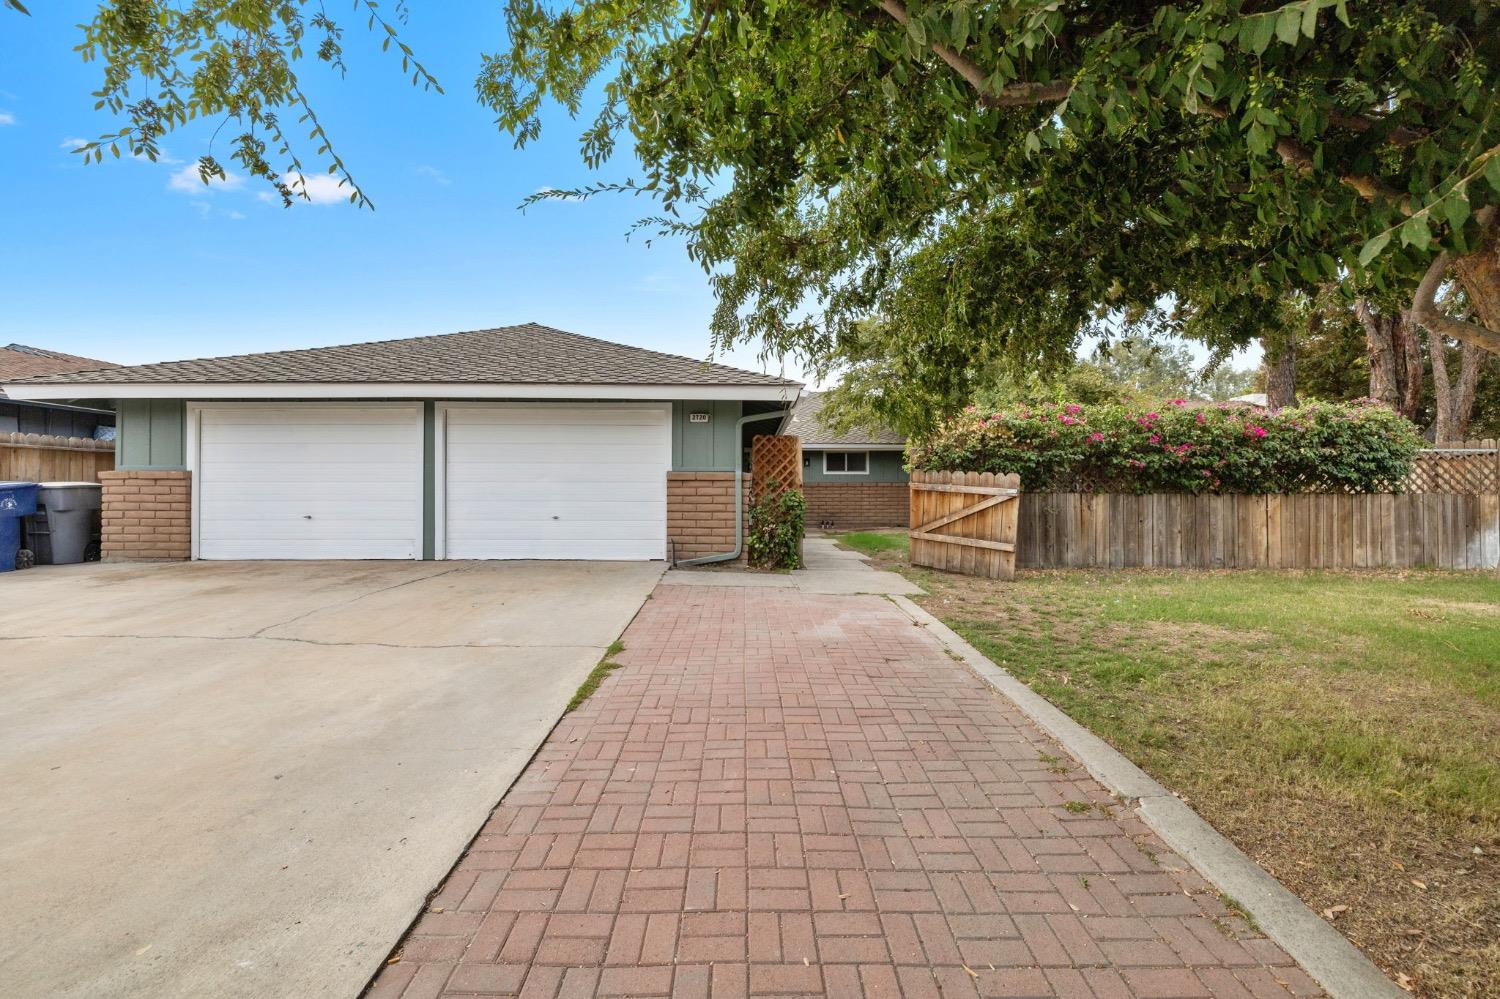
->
[908,470,1021,579]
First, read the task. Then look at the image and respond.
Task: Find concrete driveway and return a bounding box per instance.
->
[0,559,662,999]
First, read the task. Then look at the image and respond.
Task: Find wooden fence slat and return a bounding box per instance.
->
[907,470,1019,579]
[912,466,1499,574]
[977,490,1500,572]
[0,434,114,483]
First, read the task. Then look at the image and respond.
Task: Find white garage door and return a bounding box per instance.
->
[194,404,423,560]
[442,404,670,560]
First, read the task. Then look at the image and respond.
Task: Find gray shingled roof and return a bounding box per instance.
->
[9,323,799,388]
[784,391,906,447]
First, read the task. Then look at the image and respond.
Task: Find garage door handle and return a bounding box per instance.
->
[303,514,313,519]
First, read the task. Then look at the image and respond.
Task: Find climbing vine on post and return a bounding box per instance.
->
[747,485,806,570]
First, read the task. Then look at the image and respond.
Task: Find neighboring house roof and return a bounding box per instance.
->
[0,343,117,380]
[0,344,117,401]
[6,323,798,390]
[784,391,906,448]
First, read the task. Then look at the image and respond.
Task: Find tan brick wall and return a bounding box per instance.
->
[804,481,910,530]
[666,471,751,563]
[99,470,191,561]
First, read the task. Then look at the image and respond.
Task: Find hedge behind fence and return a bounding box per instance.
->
[907,400,1422,494]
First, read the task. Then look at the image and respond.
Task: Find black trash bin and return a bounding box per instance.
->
[27,481,103,564]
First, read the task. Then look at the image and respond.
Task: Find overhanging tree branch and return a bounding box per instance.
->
[872,0,1409,206]
[1410,206,1500,355]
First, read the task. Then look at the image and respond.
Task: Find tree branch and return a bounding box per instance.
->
[873,0,1068,107]
[871,0,1411,207]
[1410,206,1500,355]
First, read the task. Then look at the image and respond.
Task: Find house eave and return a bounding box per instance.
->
[2,381,801,403]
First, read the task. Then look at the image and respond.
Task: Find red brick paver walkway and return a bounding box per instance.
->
[371,587,1321,999]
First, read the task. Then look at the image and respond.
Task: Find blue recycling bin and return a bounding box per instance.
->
[0,482,39,572]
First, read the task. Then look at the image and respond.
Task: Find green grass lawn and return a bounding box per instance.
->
[838,529,1500,998]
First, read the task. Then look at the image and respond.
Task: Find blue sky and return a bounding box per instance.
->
[0,2,814,381]
[0,4,1254,387]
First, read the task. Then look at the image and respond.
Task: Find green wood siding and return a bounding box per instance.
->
[802,448,908,483]
[117,400,186,470]
[672,400,742,471]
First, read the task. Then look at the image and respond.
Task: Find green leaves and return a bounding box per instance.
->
[1358,232,1391,268]
[1239,14,1275,56]
[1401,215,1431,252]
[61,0,1500,377]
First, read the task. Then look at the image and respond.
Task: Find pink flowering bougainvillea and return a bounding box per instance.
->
[906,400,1422,494]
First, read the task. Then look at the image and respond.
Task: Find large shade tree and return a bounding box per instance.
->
[23,1,1500,398]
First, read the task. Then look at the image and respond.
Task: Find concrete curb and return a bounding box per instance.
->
[888,594,1404,999]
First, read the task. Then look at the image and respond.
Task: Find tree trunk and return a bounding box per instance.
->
[1451,227,1500,351]
[1356,299,1399,408]
[1264,330,1298,409]
[1416,208,1500,357]
[1454,343,1481,440]
[1428,329,1453,442]
[1396,317,1423,419]
[1425,333,1481,443]
[1356,300,1424,418]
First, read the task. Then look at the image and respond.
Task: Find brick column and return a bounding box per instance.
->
[666,471,750,562]
[98,470,191,561]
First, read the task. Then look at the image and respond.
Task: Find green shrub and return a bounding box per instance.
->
[748,486,806,569]
[908,399,1423,494]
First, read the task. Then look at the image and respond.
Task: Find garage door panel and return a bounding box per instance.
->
[448,406,665,426]
[444,481,665,503]
[445,464,665,487]
[199,480,420,501]
[443,405,669,561]
[447,498,666,522]
[445,443,668,465]
[203,518,421,542]
[200,500,417,521]
[197,442,411,464]
[200,424,413,445]
[447,426,675,447]
[449,539,665,560]
[198,539,417,560]
[447,521,664,542]
[196,405,421,560]
[199,463,419,486]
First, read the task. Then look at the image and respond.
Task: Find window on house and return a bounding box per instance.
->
[823,451,869,474]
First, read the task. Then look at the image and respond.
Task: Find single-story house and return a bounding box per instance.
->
[2,324,800,562]
[0,344,117,439]
[782,391,909,530]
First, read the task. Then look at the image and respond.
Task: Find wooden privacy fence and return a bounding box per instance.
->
[909,470,1021,579]
[0,432,114,483]
[1407,440,1499,494]
[1016,492,1500,571]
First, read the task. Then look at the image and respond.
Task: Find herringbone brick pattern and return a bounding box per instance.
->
[371,587,1321,998]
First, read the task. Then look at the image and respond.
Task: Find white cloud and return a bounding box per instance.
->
[60,137,88,151]
[415,164,451,186]
[0,111,17,127]
[284,171,351,205]
[168,163,244,194]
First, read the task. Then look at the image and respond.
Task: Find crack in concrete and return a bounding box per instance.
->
[246,563,477,640]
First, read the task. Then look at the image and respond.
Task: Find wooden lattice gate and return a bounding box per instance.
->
[909,470,1021,579]
[751,434,803,500]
